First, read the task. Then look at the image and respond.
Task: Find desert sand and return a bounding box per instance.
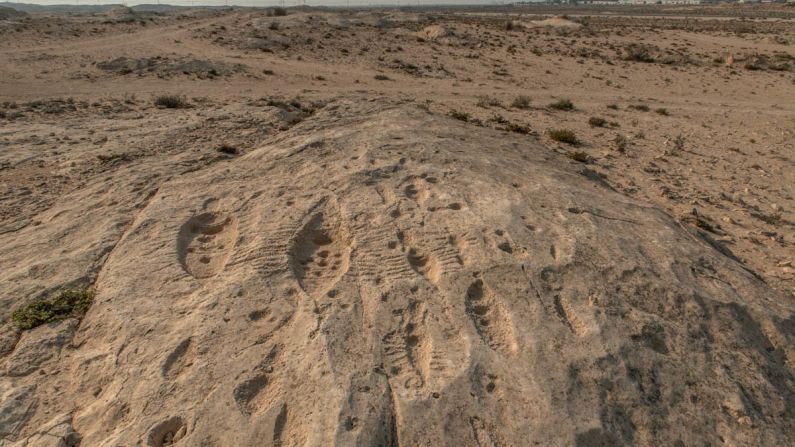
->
[0,4,793,446]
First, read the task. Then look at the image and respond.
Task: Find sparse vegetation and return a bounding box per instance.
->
[490,114,508,125]
[588,117,607,128]
[477,95,502,108]
[614,134,628,153]
[503,122,531,134]
[624,44,655,63]
[97,153,132,163]
[549,99,574,111]
[12,288,95,330]
[154,95,189,109]
[567,151,589,163]
[216,144,238,155]
[449,110,470,122]
[673,134,686,151]
[511,95,531,109]
[374,74,390,81]
[548,129,579,145]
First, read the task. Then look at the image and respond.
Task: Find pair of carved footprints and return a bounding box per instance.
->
[176,207,348,296]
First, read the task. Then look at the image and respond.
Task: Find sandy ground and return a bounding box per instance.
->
[0,4,794,446]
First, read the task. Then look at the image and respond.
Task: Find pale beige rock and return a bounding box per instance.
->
[0,385,37,440]
[3,319,76,377]
[0,5,794,445]
[9,412,81,447]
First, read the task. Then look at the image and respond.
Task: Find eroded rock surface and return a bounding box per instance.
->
[3,319,76,377]
[1,103,793,446]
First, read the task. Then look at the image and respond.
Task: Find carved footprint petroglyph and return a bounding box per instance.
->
[162,337,195,380]
[382,301,432,395]
[465,279,518,356]
[178,212,237,279]
[403,178,430,208]
[233,345,282,416]
[289,198,351,296]
[402,230,464,285]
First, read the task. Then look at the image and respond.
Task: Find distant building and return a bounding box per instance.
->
[576,0,704,3]
[617,0,703,4]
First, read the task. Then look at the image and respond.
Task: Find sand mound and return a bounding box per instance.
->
[1,102,793,445]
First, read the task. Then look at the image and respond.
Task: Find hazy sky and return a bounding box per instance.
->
[3,0,511,6]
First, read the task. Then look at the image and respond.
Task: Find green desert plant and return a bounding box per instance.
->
[12,288,95,330]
